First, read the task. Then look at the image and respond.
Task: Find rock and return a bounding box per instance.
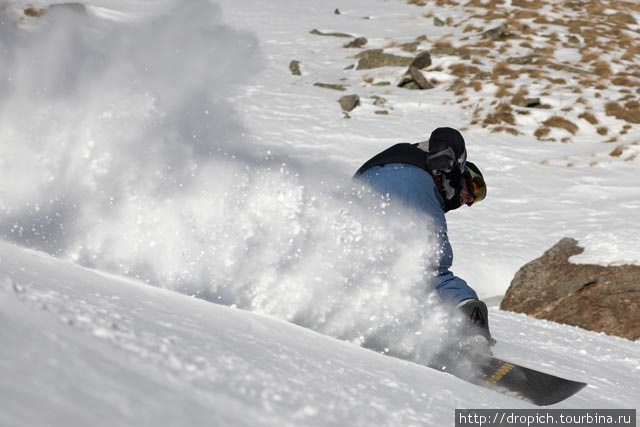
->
[398,66,434,90]
[338,94,360,112]
[517,97,541,108]
[401,42,420,53]
[507,55,537,65]
[500,238,640,341]
[370,95,387,107]
[289,60,301,76]
[343,37,368,48]
[314,82,347,91]
[355,49,413,70]
[433,17,445,27]
[410,51,432,69]
[481,24,512,41]
[310,29,352,38]
[24,6,45,17]
[409,66,434,89]
[398,78,420,90]
[568,35,580,43]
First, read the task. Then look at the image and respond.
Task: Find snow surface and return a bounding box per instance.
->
[1,240,639,426]
[1,0,640,425]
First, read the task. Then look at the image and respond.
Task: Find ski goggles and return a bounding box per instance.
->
[426,147,467,174]
[464,162,486,205]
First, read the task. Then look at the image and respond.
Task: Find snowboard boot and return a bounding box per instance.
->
[456,299,495,355]
[429,299,495,369]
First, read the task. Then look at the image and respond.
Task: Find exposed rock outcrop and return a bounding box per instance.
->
[501,238,640,341]
[310,29,352,38]
[398,66,434,90]
[344,37,368,48]
[354,49,413,70]
[289,60,301,76]
[397,51,433,90]
[410,51,432,70]
[338,94,360,112]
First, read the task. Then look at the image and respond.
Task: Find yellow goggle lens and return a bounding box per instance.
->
[466,167,486,204]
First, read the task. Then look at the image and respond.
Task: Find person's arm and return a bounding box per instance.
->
[423,183,479,305]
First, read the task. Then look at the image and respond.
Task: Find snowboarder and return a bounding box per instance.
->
[353,127,492,351]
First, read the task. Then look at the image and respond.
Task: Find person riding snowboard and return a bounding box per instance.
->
[353,127,492,352]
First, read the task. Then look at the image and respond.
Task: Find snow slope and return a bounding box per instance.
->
[1,0,639,302]
[1,0,640,424]
[1,240,639,427]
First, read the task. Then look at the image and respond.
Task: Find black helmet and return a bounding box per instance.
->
[422,127,467,175]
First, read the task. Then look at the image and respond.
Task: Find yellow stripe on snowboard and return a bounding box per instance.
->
[488,362,515,384]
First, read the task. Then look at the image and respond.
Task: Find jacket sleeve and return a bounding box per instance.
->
[420,177,479,304]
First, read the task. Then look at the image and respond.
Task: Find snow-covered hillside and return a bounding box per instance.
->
[1,0,639,424]
[1,240,639,426]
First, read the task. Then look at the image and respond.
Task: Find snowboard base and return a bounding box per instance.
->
[429,351,587,406]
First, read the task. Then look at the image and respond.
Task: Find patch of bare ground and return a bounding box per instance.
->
[609,145,626,157]
[534,127,551,140]
[622,43,640,61]
[491,126,520,135]
[578,112,598,125]
[465,0,509,11]
[605,101,640,124]
[544,76,567,85]
[437,0,461,6]
[463,24,484,33]
[542,116,579,135]
[482,103,515,127]
[593,61,613,79]
[492,62,520,79]
[611,74,637,87]
[449,63,481,78]
[511,0,545,9]
[495,82,514,98]
[470,106,484,125]
[395,0,639,137]
[511,86,529,105]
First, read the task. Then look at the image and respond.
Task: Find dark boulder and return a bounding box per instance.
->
[289,60,302,76]
[398,66,434,90]
[338,94,360,112]
[355,49,413,70]
[410,51,432,70]
[501,238,640,341]
[344,37,368,48]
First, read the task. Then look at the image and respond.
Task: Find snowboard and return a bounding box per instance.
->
[429,351,587,406]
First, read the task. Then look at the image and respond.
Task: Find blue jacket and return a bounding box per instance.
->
[357,163,478,305]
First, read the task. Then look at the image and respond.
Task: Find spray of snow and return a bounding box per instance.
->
[0,1,454,364]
